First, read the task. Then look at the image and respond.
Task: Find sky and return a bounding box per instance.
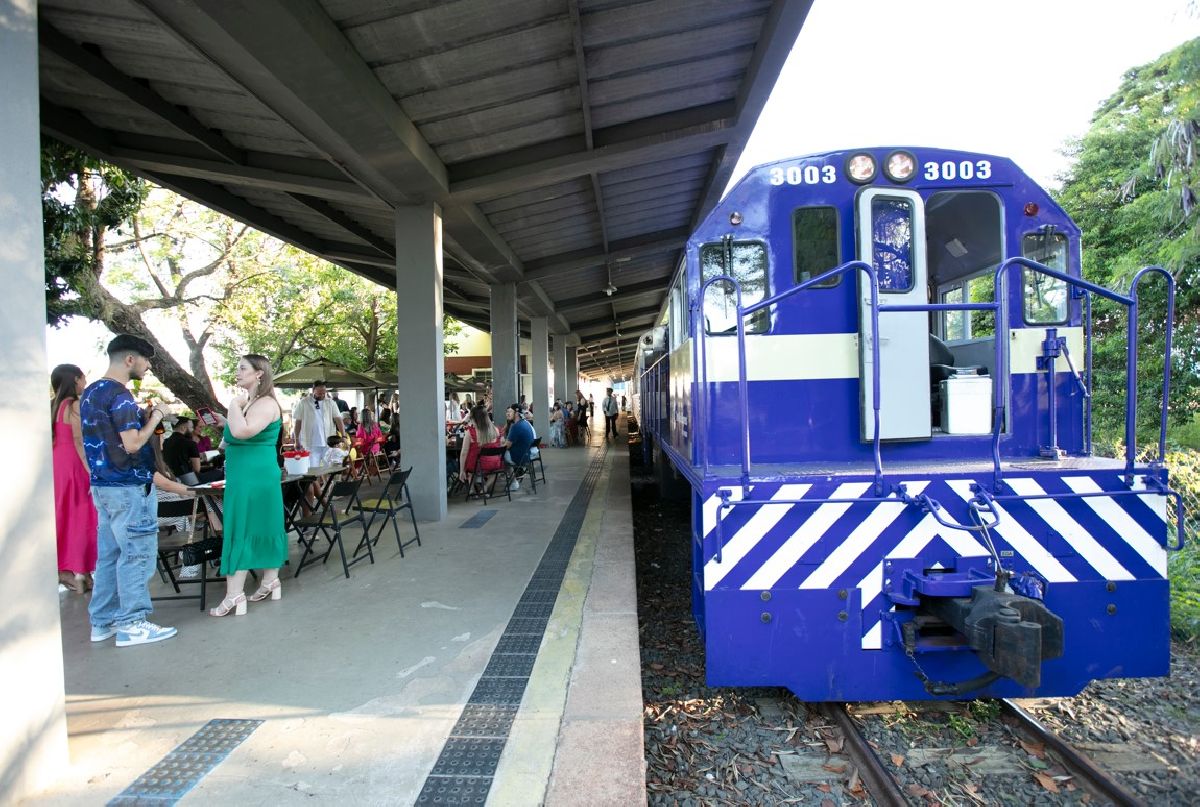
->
[732,0,1200,189]
[46,1,1200,380]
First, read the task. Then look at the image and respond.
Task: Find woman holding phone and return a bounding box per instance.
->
[207,355,288,617]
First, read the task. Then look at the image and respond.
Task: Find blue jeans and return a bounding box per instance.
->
[89,484,159,628]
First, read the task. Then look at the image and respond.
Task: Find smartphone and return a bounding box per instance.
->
[196,407,219,427]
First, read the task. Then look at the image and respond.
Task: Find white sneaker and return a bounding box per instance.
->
[115,620,177,647]
[177,564,201,579]
[508,480,521,492]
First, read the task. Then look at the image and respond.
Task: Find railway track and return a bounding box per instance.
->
[822,698,1148,805]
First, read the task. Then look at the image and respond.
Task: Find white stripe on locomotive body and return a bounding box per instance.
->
[1004,478,1135,581]
[944,480,1077,583]
[702,333,858,382]
[1063,476,1168,576]
[799,481,930,590]
[1008,327,1085,375]
[695,328,1085,383]
[741,482,874,590]
[1130,475,1170,524]
[704,484,812,590]
[701,486,746,543]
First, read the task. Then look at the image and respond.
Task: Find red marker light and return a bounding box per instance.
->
[1024,202,1039,216]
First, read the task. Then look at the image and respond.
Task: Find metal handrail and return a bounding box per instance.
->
[988,258,1175,486]
[697,260,884,494]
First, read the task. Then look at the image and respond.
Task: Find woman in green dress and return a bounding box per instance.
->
[209,354,288,617]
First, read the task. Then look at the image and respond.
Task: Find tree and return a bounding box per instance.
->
[1055,37,1200,446]
[43,140,234,414]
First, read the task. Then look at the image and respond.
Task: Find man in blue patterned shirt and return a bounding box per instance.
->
[81,334,185,647]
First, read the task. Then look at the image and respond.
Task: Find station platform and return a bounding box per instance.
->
[24,429,644,806]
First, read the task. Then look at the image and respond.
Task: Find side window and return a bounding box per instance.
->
[1023,231,1069,324]
[870,197,914,292]
[941,286,966,340]
[938,276,995,340]
[793,206,840,287]
[700,241,769,335]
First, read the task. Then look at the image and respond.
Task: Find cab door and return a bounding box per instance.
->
[857,188,931,441]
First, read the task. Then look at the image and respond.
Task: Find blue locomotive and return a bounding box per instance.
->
[635,147,1187,700]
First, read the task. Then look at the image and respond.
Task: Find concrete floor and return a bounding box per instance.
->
[23,428,644,806]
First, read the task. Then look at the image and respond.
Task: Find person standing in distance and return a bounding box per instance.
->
[602,387,620,440]
[81,334,193,647]
[292,379,344,466]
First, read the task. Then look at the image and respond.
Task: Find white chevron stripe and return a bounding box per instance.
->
[704,484,812,590]
[1062,476,1167,577]
[741,482,873,590]
[945,480,1076,583]
[1132,475,1169,524]
[862,620,883,650]
[1005,478,1135,581]
[799,481,930,590]
[702,486,747,539]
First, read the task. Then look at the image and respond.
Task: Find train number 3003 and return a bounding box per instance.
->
[768,165,837,185]
[923,160,993,181]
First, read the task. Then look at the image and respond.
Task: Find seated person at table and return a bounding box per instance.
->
[458,403,502,492]
[382,426,401,467]
[503,403,536,485]
[356,408,384,455]
[163,416,202,486]
[325,435,349,466]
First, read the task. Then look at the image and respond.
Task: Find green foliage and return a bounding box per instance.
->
[41,137,146,325]
[1055,37,1200,444]
[1163,448,1200,643]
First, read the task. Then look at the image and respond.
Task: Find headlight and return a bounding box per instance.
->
[884,150,916,183]
[846,153,877,184]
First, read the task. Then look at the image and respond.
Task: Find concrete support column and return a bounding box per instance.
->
[553,335,570,403]
[395,204,446,522]
[530,317,549,440]
[489,282,518,411]
[0,3,69,800]
[565,341,579,400]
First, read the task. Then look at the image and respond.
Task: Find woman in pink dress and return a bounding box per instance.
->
[355,408,385,456]
[50,364,98,593]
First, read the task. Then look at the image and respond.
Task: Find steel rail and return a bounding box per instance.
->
[1000,699,1142,807]
[816,703,907,807]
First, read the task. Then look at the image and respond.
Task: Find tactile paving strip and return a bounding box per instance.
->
[459,509,498,529]
[510,601,555,620]
[107,719,262,805]
[504,616,551,634]
[482,653,538,679]
[453,703,519,737]
[493,634,543,654]
[415,448,607,803]
[428,737,508,776]
[414,775,492,805]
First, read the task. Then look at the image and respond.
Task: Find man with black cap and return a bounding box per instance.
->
[80,334,193,647]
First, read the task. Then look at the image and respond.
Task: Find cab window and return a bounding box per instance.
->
[870,196,915,292]
[700,240,769,335]
[793,206,840,287]
[1023,231,1069,324]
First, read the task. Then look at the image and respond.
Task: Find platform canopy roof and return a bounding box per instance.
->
[38,0,813,378]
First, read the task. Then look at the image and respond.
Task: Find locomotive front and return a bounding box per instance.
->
[638,147,1184,701]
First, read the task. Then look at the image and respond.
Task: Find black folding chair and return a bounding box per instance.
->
[507,449,538,494]
[292,478,371,578]
[353,467,421,557]
[153,498,219,610]
[466,445,513,504]
[528,439,547,485]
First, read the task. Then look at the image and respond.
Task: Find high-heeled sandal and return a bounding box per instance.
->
[208,593,247,617]
[248,579,282,602]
